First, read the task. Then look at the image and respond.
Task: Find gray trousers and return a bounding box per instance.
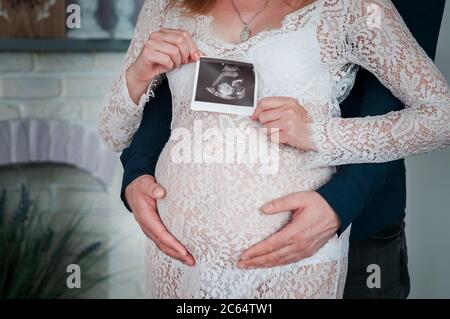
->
[344,218,410,299]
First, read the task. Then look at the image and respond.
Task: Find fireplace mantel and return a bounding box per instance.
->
[0,38,130,52]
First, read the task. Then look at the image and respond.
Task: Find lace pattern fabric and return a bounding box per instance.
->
[310,0,450,165]
[98,0,450,298]
[98,0,168,151]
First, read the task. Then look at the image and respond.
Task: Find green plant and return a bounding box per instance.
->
[0,184,111,299]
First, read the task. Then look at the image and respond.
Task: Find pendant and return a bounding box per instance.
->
[240,24,251,42]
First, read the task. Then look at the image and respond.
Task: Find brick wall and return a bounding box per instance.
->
[0,52,147,299]
[0,52,120,126]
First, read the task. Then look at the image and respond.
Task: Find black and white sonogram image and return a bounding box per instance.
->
[191,57,258,115]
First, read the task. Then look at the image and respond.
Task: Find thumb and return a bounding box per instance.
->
[190,50,205,62]
[261,192,307,214]
[149,182,166,199]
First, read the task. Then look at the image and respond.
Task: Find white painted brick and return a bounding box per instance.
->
[94,53,125,72]
[0,53,33,73]
[0,50,146,299]
[34,53,95,72]
[64,75,115,98]
[16,99,103,126]
[0,102,21,120]
[0,76,62,99]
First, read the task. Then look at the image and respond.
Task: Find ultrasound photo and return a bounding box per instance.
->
[191,57,258,116]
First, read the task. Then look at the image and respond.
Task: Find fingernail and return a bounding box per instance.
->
[261,203,272,213]
[184,260,195,266]
[180,250,188,256]
[238,263,254,270]
[154,188,164,198]
[240,255,250,261]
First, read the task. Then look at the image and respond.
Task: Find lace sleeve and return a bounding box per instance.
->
[310,0,450,165]
[99,0,168,152]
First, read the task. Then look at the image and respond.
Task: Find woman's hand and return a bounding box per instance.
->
[126,28,203,104]
[252,97,316,151]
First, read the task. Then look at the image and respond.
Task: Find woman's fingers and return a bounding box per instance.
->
[147,39,183,68]
[160,28,201,61]
[262,120,295,144]
[252,97,313,149]
[144,49,175,71]
[149,34,184,67]
[130,28,201,85]
[159,28,199,63]
[156,30,191,64]
[144,29,202,76]
[252,97,287,121]
[258,108,283,124]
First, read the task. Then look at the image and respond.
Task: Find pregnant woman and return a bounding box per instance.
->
[99,0,450,298]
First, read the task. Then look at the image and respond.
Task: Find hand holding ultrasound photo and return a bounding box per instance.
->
[191,57,258,116]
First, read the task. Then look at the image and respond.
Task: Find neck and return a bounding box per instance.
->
[205,0,314,44]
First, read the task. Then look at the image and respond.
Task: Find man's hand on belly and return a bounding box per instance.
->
[237,191,340,269]
[126,175,196,266]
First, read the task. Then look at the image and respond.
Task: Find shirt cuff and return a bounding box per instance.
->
[316,173,365,236]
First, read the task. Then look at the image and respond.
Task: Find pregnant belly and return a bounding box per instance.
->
[154,141,334,267]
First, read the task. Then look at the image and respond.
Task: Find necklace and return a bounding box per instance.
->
[230,0,270,42]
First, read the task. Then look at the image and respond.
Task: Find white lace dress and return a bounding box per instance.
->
[99,0,450,298]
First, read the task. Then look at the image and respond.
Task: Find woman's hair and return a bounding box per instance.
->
[168,0,215,14]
